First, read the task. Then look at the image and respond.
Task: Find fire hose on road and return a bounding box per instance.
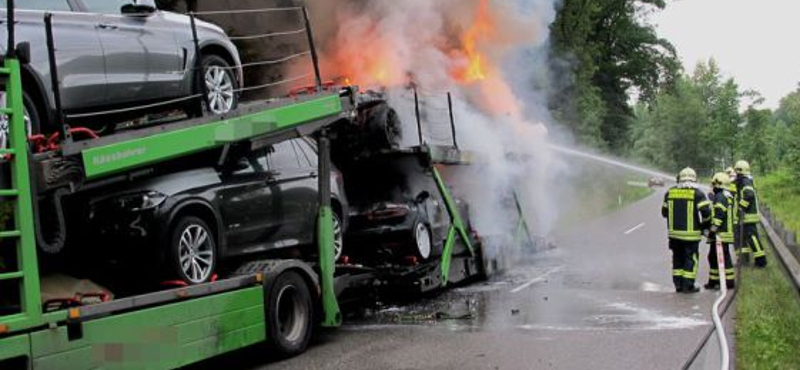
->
[711,236,730,370]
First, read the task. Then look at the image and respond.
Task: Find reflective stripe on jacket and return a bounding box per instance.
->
[710,189,734,243]
[662,185,712,241]
[736,176,759,224]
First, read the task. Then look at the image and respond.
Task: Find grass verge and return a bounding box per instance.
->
[759,170,800,241]
[736,231,800,370]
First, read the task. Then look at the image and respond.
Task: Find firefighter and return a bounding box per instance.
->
[704,172,736,289]
[726,166,742,257]
[662,168,712,293]
[734,160,767,267]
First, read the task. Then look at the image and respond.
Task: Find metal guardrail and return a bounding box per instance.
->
[760,206,800,299]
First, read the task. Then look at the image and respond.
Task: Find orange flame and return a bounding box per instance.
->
[454,0,494,83]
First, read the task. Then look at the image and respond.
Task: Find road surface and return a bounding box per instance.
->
[197,192,724,370]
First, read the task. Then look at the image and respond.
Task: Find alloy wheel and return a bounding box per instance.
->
[415,222,432,260]
[0,93,32,150]
[178,223,214,284]
[333,214,344,261]
[204,66,235,115]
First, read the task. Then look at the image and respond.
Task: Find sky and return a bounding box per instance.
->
[652,0,800,109]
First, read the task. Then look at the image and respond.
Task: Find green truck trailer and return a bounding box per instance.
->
[0,3,493,368]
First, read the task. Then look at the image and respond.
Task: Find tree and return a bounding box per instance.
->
[549,0,679,152]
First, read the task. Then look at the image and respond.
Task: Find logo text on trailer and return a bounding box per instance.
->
[92,148,147,166]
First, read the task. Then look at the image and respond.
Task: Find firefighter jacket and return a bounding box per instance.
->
[710,188,735,243]
[662,184,712,242]
[736,176,759,224]
[728,180,738,224]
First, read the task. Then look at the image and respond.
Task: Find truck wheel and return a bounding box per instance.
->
[167,216,217,284]
[412,221,432,260]
[266,271,314,357]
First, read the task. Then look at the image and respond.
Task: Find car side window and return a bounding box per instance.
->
[80,0,131,14]
[268,141,304,172]
[16,0,71,11]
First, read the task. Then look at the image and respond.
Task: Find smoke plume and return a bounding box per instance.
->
[302,0,563,248]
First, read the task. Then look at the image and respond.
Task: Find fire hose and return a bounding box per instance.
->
[711,235,730,370]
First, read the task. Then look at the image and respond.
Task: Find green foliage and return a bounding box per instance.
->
[760,171,800,239]
[628,67,727,174]
[548,0,679,152]
[737,232,800,370]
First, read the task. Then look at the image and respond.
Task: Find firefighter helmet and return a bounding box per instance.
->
[712,172,731,189]
[726,166,736,177]
[734,160,751,175]
[678,167,697,183]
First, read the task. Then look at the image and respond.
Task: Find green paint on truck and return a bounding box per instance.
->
[81,95,343,179]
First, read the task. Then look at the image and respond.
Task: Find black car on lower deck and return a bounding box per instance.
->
[340,150,471,265]
[79,138,347,284]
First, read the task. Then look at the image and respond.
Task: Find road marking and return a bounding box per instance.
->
[510,266,563,293]
[624,222,646,235]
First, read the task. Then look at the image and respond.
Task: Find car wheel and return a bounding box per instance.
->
[0,91,40,150]
[332,212,344,262]
[412,221,433,260]
[364,104,402,150]
[168,216,217,284]
[202,55,238,115]
[266,271,314,358]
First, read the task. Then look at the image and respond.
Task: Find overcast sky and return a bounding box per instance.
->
[653,0,800,109]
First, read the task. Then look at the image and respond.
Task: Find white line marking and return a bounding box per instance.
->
[510,267,563,293]
[624,222,646,235]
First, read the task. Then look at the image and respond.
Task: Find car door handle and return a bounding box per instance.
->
[96,23,119,30]
[309,171,318,178]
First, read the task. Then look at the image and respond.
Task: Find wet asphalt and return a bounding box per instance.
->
[210,192,724,370]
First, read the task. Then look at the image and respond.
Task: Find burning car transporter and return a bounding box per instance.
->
[0,3,530,369]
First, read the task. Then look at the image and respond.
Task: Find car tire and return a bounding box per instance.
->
[332,212,345,262]
[364,103,402,150]
[185,54,238,118]
[312,212,344,262]
[265,271,314,358]
[167,216,217,285]
[411,220,433,260]
[1,91,39,150]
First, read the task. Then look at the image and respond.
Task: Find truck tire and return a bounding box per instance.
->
[266,270,314,358]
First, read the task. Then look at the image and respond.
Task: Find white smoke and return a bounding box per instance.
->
[303,0,564,247]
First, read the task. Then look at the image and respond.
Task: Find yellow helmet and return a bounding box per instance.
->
[712,172,731,189]
[734,160,751,175]
[678,167,697,183]
[725,167,736,177]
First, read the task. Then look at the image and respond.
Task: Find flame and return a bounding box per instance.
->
[454,0,493,83]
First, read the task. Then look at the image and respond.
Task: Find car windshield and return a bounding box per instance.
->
[345,155,431,206]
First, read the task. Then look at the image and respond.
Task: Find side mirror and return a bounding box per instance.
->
[121,0,157,16]
[415,191,430,204]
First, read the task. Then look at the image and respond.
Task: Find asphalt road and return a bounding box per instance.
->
[199,191,725,370]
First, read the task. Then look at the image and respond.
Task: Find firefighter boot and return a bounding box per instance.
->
[673,275,684,293]
[683,278,700,293]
